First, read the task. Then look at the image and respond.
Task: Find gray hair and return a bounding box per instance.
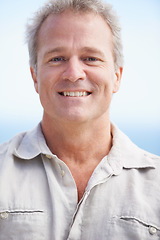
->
[25,0,124,71]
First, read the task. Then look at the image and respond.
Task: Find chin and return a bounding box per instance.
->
[58,107,88,121]
[63,115,87,123]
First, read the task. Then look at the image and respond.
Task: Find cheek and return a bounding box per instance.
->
[37,68,58,91]
[89,68,115,92]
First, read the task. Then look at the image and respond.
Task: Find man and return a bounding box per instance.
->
[0,0,159,239]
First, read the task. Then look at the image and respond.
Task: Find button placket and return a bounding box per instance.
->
[61,170,65,177]
[149,226,157,235]
[45,154,52,159]
[58,164,65,177]
[0,212,9,220]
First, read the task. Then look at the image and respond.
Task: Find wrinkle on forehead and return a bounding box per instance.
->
[37,10,113,47]
[37,10,114,65]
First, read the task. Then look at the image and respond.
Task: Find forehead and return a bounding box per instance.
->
[37,10,113,53]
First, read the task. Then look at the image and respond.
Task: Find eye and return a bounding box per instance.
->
[84,57,98,62]
[50,57,66,62]
[82,56,102,66]
[52,57,63,62]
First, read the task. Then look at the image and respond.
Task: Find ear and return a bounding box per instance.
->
[30,66,39,94]
[113,67,123,93]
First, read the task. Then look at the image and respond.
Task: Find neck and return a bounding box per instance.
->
[41,114,112,165]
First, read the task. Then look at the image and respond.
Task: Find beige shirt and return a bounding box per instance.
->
[0,123,160,240]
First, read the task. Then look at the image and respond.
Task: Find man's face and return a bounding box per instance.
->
[31,11,122,124]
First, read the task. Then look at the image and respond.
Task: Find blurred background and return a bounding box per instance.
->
[0,0,160,155]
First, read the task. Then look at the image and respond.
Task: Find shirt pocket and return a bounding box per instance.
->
[115,215,160,239]
[0,209,47,240]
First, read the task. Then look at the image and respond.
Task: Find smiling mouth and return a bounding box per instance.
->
[59,91,91,97]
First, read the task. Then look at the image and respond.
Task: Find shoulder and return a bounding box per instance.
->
[0,132,26,157]
[0,123,45,165]
[0,123,41,160]
[141,148,160,171]
[125,137,160,170]
[142,149,160,160]
[0,132,27,170]
[111,123,160,169]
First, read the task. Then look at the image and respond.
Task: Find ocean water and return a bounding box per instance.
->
[0,120,160,156]
[118,124,160,156]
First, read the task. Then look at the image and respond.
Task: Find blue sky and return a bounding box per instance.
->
[0,0,160,154]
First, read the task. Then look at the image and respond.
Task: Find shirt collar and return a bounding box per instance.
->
[13,123,52,159]
[13,122,155,173]
[107,123,155,175]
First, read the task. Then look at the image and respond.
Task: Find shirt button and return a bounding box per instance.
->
[0,212,9,219]
[149,226,157,235]
[45,154,52,159]
[61,170,65,177]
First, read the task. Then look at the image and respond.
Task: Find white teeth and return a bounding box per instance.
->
[74,92,79,97]
[62,91,88,97]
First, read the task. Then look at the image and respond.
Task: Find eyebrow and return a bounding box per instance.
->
[44,46,105,58]
[80,47,105,58]
[44,47,67,57]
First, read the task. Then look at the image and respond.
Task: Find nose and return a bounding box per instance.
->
[62,57,86,82]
